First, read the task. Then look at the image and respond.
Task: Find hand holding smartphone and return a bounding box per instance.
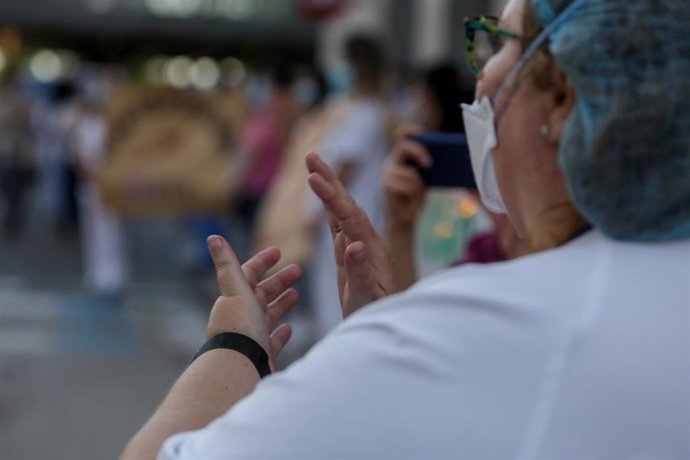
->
[408,132,476,189]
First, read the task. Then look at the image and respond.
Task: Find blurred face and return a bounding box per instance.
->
[475,0,566,236]
[416,87,440,130]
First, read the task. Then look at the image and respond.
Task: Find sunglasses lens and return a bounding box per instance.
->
[472,30,502,73]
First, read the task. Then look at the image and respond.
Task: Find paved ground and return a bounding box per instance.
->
[0,207,242,460]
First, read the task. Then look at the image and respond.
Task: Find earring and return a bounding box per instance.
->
[540,124,550,138]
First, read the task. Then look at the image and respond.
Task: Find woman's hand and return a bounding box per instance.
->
[120,238,302,459]
[381,124,432,231]
[306,152,398,318]
[206,236,302,370]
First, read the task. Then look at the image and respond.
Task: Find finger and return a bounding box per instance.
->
[307,169,348,224]
[307,167,376,244]
[336,261,347,307]
[306,153,348,206]
[394,123,424,141]
[269,323,293,364]
[383,168,425,193]
[393,139,433,168]
[207,235,250,297]
[343,241,384,313]
[381,160,421,188]
[332,226,347,269]
[266,288,299,330]
[255,264,302,306]
[326,210,342,242]
[306,151,337,180]
[306,152,369,223]
[385,180,422,197]
[241,247,281,289]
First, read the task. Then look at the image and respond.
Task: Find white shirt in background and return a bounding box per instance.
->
[75,113,128,294]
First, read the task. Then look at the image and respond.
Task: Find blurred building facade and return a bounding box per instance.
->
[0,0,504,81]
[317,0,499,74]
[0,0,315,45]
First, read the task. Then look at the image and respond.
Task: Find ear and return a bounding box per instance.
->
[547,67,577,144]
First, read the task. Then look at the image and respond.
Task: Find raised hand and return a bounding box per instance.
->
[206,236,302,369]
[381,124,432,231]
[306,152,398,318]
[120,239,303,459]
[380,124,432,290]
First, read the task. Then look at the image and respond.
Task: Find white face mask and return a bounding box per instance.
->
[462,97,507,214]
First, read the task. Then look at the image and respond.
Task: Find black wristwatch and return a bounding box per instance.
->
[189,332,271,379]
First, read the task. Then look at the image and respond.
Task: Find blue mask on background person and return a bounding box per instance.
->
[327,62,353,96]
[293,77,320,108]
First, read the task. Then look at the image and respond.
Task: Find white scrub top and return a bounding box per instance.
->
[161,231,690,459]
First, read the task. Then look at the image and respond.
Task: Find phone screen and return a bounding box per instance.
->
[409,133,476,189]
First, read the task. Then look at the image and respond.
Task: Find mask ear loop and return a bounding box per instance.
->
[491,0,587,126]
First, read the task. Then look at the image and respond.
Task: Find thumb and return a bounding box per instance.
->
[269,323,293,369]
[343,241,382,314]
[208,235,252,297]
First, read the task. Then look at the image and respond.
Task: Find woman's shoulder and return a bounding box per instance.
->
[350,230,690,333]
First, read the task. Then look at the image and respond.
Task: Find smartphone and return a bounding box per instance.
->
[408,132,476,189]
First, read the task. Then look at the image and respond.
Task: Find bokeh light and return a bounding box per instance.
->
[164,55,193,88]
[30,49,62,82]
[190,57,220,91]
[219,57,246,87]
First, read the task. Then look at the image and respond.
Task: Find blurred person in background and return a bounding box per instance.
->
[252,66,329,271]
[0,77,34,239]
[123,0,690,458]
[234,63,302,256]
[31,81,80,237]
[250,66,331,348]
[71,70,128,299]
[413,63,472,132]
[308,32,395,338]
[383,63,523,290]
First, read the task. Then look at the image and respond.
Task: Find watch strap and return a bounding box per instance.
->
[189,332,271,379]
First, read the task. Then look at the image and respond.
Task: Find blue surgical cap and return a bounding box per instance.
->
[532,0,690,241]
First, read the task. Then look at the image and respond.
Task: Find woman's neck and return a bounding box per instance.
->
[523,201,589,254]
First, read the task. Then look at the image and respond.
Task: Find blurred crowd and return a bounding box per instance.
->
[0,31,495,348]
